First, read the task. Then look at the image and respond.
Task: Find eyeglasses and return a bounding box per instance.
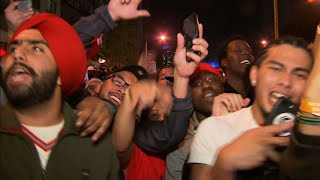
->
[105,74,130,88]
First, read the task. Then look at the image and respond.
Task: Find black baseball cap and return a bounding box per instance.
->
[112,65,148,80]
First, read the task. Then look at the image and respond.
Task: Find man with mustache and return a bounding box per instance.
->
[217,36,255,98]
[0,13,119,179]
[189,36,313,180]
[4,0,151,141]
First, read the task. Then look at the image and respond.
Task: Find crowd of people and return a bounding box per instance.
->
[1,0,320,180]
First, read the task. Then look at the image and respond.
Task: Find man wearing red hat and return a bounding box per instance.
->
[0,13,119,179]
[166,62,250,180]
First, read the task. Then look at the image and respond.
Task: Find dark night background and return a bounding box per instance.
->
[1,0,320,65]
[144,0,320,58]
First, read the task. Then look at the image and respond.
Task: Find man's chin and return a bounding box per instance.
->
[204,98,214,105]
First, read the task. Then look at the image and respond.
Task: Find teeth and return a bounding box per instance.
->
[271,92,288,98]
[240,60,250,65]
[205,93,213,98]
[110,95,121,104]
[16,68,26,74]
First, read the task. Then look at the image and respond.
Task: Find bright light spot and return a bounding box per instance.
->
[307,0,315,3]
[98,58,106,64]
[0,49,5,57]
[160,35,166,41]
[260,39,268,47]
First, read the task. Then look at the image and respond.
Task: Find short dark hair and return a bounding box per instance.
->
[217,35,251,68]
[254,36,313,68]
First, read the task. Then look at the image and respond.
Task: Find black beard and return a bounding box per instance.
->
[2,64,58,110]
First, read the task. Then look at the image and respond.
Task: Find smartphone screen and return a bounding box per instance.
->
[183,13,200,62]
[17,0,32,11]
[265,97,298,136]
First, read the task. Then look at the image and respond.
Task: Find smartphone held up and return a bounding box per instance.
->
[16,0,32,11]
[183,13,200,62]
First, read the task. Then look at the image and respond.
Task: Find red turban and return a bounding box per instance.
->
[10,13,87,96]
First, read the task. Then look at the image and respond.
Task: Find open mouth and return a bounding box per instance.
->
[110,95,122,105]
[203,90,215,102]
[240,59,251,65]
[269,91,290,105]
[6,65,32,83]
[271,92,289,99]
[105,92,124,107]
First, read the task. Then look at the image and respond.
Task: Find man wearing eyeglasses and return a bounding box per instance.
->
[86,65,148,108]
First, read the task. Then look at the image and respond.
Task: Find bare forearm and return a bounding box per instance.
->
[112,93,136,156]
[191,163,234,180]
[303,33,320,100]
[173,68,189,98]
[209,162,234,180]
[298,30,320,134]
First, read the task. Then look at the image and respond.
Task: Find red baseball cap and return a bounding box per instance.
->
[190,63,223,83]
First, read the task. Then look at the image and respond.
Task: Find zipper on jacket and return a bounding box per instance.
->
[81,169,91,180]
[41,167,47,180]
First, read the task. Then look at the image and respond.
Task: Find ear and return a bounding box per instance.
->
[57,76,62,86]
[220,58,228,68]
[249,66,258,87]
[85,78,103,96]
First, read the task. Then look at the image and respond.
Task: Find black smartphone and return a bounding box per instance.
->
[17,0,32,11]
[265,97,298,136]
[183,13,200,62]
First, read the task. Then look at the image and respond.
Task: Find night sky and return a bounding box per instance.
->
[144,0,320,58]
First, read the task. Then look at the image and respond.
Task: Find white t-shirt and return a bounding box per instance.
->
[21,121,64,169]
[188,106,259,166]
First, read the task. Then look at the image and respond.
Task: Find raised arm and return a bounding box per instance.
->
[5,0,149,48]
[279,24,320,180]
[73,0,150,48]
[296,26,320,135]
[133,23,209,155]
[5,0,34,38]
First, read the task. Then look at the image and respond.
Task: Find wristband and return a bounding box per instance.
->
[297,111,320,125]
[299,99,320,116]
[297,112,320,121]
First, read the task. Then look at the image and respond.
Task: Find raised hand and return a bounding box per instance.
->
[126,80,173,117]
[174,23,209,79]
[212,93,250,116]
[107,0,150,21]
[5,0,34,34]
[76,96,114,142]
[216,121,294,172]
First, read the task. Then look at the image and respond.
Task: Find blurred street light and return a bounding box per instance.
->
[260,39,269,47]
[159,35,167,41]
[144,33,169,68]
[157,34,170,50]
[307,0,315,3]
